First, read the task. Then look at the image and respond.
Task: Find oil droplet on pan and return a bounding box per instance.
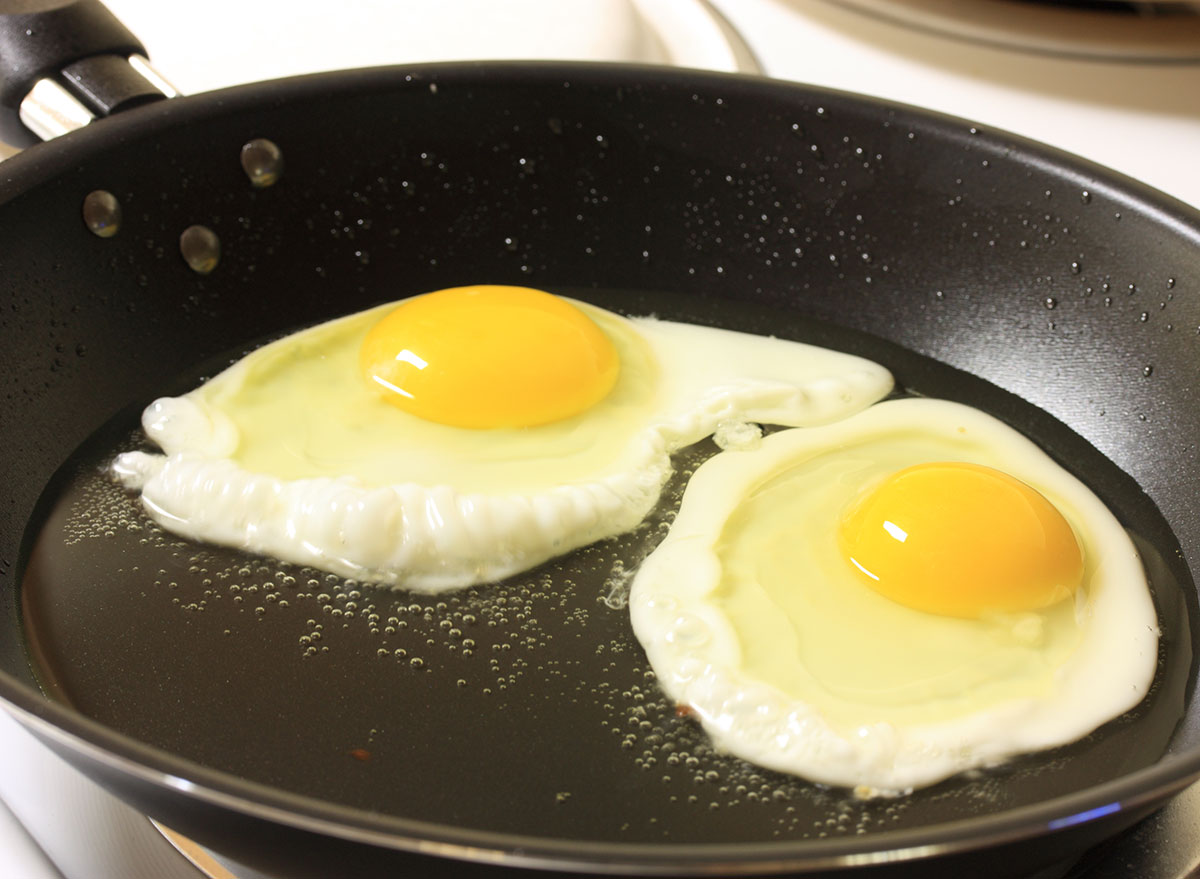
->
[82,190,121,238]
[240,138,284,188]
[180,225,220,274]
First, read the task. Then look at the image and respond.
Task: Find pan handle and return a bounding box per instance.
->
[0,0,176,148]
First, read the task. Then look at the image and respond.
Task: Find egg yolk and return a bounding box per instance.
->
[359,285,620,429]
[837,462,1084,618]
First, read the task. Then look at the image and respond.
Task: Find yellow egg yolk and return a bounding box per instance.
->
[359,285,620,429]
[837,461,1084,618]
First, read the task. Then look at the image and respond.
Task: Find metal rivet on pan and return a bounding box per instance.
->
[180,225,220,274]
[82,190,121,238]
[240,137,284,188]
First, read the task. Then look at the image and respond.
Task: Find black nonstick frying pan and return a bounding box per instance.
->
[2,4,1200,878]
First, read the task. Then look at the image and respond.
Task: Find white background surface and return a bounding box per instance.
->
[2,1,1199,877]
[718,0,1200,211]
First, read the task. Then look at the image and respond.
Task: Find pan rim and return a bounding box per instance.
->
[3,59,1200,225]
[5,691,1200,874]
[3,59,1200,874]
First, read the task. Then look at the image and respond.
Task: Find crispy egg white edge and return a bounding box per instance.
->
[110,305,894,592]
[627,397,1161,794]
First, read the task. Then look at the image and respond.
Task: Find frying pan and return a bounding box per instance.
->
[2,3,1200,878]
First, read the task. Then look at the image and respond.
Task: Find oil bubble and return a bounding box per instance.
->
[180,225,220,274]
[82,190,121,238]
[240,138,284,188]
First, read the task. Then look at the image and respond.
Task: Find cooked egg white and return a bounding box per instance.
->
[629,397,1159,794]
[113,286,893,591]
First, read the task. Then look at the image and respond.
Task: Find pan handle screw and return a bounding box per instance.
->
[180,225,220,274]
[240,138,284,188]
[82,189,121,238]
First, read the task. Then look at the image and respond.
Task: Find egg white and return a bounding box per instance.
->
[628,397,1159,794]
[113,298,893,591]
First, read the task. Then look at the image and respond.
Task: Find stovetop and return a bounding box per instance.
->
[2,1,1199,877]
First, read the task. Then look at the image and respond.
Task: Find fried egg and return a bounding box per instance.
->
[629,397,1159,794]
[113,285,893,591]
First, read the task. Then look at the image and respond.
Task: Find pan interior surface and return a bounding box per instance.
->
[16,286,1195,849]
[2,63,1200,872]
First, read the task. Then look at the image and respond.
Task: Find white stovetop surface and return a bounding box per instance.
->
[2,2,1199,877]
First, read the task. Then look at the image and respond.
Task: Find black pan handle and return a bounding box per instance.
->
[0,0,175,147]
